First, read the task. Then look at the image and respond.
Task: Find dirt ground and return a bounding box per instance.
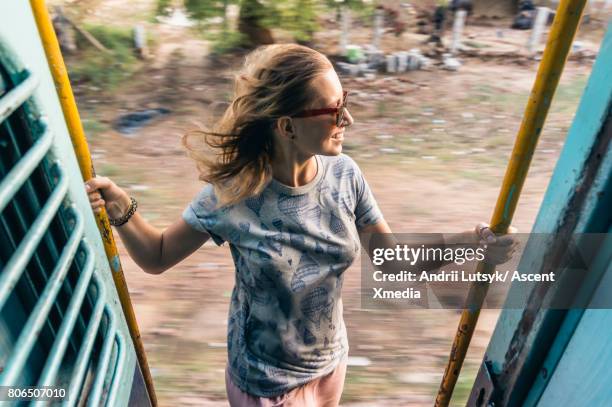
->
[63,2,609,405]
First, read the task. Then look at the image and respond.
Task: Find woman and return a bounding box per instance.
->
[86,44,515,406]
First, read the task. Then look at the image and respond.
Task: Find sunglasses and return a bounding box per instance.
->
[294,91,349,127]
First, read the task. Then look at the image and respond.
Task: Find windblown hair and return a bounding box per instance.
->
[183,44,333,207]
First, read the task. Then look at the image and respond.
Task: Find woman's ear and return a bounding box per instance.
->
[276,116,296,140]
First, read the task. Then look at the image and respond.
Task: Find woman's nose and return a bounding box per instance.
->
[341,108,354,127]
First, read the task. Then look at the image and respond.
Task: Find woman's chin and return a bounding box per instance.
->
[322,138,343,154]
[322,144,342,155]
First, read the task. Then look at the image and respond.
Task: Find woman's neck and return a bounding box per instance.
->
[271,150,318,188]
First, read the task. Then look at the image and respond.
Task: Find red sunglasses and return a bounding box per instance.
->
[294,91,349,127]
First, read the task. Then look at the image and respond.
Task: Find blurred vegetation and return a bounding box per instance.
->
[208,30,247,54]
[550,74,588,114]
[324,0,377,22]
[68,24,139,88]
[449,365,479,407]
[184,0,230,21]
[257,0,321,44]
[82,117,108,140]
[157,0,375,52]
[156,0,173,16]
[97,162,121,177]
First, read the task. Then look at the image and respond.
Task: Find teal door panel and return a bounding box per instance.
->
[0,1,147,406]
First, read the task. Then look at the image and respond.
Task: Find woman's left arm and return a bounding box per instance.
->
[358,220,519,273]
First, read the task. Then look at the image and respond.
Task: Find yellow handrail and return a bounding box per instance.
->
[29,1,157,405]
[435,0,587,405]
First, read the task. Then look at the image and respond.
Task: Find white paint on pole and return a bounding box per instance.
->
[528,7,550,54]
[450,10,467,54]
[372,7,383,50]
[340,7,350,55]
[134,25,148,59]
[226,4,240,31]
[386,54,397,73]
[134,25,145,48]
[396,52,408,72]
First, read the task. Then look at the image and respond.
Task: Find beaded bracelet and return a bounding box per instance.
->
[109,197,138,227]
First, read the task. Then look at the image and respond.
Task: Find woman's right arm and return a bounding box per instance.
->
[86,176,210,275]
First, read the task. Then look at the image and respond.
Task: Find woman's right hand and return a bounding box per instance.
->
[85,176,130,218]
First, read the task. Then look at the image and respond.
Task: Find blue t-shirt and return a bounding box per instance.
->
[183,153,383,397]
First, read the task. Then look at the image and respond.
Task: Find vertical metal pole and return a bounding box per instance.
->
[451,10,467,54]
[340,6,350,55]
[435,1,587,405]
[528,7,551,54]
[226,3,240,32]
[28,1,158,405]
[373,7,383,50]
[386,54,397,73]
[397,52,408,73]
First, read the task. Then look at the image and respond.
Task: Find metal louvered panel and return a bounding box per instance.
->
[0,126,53,212]
[0,65,125,407]
[0,164,68,309]
[0,72,38,123]
[64,292,105,407]
[1,3,141,404]
[0,207,83,386]
[34,241,95,390]
[106,333,127,407]
[86,308,116,407]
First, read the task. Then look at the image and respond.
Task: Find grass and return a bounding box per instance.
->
[447,364,479,406]
[96,163,121,177]
[375,100,388,118]
[82,117,107,141]
[342,366,406,402]
[460,84,528,115]
[148,331,228,401]
[549,74,588,114]
[463,40,490,49]
[462,75,587,119]
[67,24,140,89]
[208,31,248,55]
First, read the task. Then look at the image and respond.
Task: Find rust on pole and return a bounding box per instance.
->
[435,0,587,405]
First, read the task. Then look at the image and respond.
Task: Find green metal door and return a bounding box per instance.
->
[0,1,148,406]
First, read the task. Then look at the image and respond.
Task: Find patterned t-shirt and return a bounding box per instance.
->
[182,153,383,397]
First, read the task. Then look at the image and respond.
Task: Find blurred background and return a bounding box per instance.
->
[47,0,609,405]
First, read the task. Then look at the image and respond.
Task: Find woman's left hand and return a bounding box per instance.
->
[475,222,519,265]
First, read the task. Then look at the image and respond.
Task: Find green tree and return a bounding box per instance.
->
[156,0,173,16]
[184,0,227,21]
[156,0,374,51]
[255,0,323,45]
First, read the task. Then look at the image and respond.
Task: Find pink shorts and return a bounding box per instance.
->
[225,361,347,407]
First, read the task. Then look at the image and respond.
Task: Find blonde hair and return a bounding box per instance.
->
[183,44,333,207]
